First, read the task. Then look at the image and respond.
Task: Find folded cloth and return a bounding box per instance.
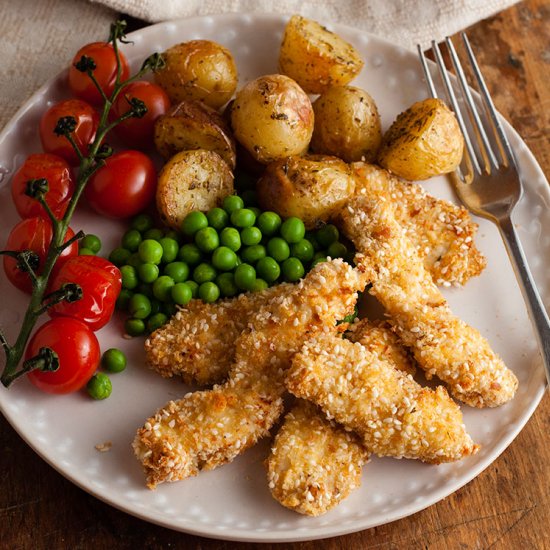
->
[91,0,518,50]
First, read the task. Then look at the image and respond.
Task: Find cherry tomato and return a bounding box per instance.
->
[3,217,78,294]
[48,256,121,331]
[25,318,100,394]
[68,42,130,105]
[11,154,75,219]
[40,99,99,165]
[110,81,170,149]
[85,150,157,218]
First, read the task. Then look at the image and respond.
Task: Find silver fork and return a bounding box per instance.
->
[417,34,550,385]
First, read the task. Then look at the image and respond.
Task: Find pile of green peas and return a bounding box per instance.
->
[108,192,353,337]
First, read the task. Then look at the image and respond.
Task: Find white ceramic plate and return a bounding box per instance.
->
[0,13,548,543]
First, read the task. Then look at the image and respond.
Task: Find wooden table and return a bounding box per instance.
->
[1,1,549,548]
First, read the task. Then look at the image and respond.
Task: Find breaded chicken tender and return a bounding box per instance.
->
[352,163,486,286]
[266,400,369,516]
[134,259,366,488]
[338,171,518,407]
[144,285,282,385]
[287,334,479,463]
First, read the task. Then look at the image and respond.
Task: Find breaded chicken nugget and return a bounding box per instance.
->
[338,172,518,407]
[287,334,479,463]
[266,400,369,516]
[352,163,486,286]
[134,259,366,488]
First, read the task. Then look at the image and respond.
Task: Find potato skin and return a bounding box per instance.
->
[378,98,464,181]
[156,150,234,229]
[231,74,314,164]
[154,40,238,109]
[311,86,382,163]
[279,15,364,94]
[256,155,355,228]
[154,100,236,169]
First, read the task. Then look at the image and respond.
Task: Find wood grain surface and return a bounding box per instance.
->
[1,1,549,548]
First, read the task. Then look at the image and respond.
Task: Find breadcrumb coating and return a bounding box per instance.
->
[134,259,366,488]
[352,163,486,286]
[287,334,479,463]
[338,171,518,407]
[266,400,369,516]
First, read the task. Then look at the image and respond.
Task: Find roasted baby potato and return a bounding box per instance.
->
[378,98,464,180]
[156,149,234,229]
[311,86,382,162]
[256,155,355,228]
[154,100,237,169]
[279,15,364,94]
[154,40,238,109]
[230,74,314,164]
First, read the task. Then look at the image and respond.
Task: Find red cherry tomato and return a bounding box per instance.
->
[85,150,157,218]
[68,42,130,105]
[3,217,78,294]
[48,255,121,331]
[11,154,75,219]
[110,81,170,149]
[25,318,100,394]
[40,99,99,165]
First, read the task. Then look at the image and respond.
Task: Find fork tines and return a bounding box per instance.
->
[417,35,516,180]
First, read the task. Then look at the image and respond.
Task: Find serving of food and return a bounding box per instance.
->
[0,12,547,543]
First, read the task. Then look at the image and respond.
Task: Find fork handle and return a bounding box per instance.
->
[499,216,550,385]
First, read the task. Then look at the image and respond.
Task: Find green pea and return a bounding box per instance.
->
[86,372,112,400]
[241,226,262,246]
[256,211,281,236]
[280,217,305,244]
[131,213,154,233]
[120,265,138,290]
[80,234,101,253]
[305,231,322,252]
[137,263,159,284]
[222,195,244,214]
[128,293,152,319]
[198,281,220,303]
[241,244,266,264]
[138,239,164,264]
[290,239,314,262]
[250,207,261,218]
[159,237,179,263]
[314,251,328,260]
[185,280,199,298]
[193,263,217,284]
[251,278,268,292]
[178,243,203,265]
[267,237,290,262]
[282,257,305,282]
[149,298,162,316]
[195,227,219,253]
[164,261,189,283]
[78,247,95,256]
[311,256,328,268]
[147,312,168,333]
[216,272,238,297]
[181,211,208,236]
[207,207,229,230]
[316,224,339,247]
[220,227,241,251]
[126,252,142,269]
[152,275,175,302]
[122,229,142,252]
[143,228,164,241]
[125,317,145,336]
[327,241,348,259]
[116,288,133,310]
[230,208,256,228]
[109,247,131,267]
[240,189,258,206]
[234,263,256,290]
[162,302,178,317]
[101,348,127,373]
[163,230,181,243]
[171,282,193,305]
[256,256,281,283]
[212,246,238,271]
